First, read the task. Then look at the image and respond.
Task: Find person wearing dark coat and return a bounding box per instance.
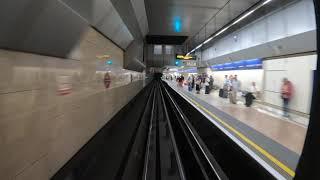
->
[245,92,256,107]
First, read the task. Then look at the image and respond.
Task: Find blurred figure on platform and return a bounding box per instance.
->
[209,75,214,90]
[229,75,241,104]
[281,78,293,117]
[192,75,195,89]
[187,76,193,91]
[204,76,210,94]
[181,75,185,86]
[245,82,259,107]
[195,76,202,94]
[250,82,260,98]
[178,76,183,87]
[223,75,229,88]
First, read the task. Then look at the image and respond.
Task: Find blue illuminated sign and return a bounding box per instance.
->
[175,59,181,66]
[211,58,262,71]
[106,60,113,65]
[178,67,197,73]
[174,16,182,32]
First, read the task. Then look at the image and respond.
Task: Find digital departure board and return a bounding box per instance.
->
[176,54,196,60]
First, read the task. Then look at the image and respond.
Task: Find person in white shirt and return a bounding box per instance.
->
[249,82,260,98]
[245,82,259,107]
[223,75,229,87]
[230,75,241,104]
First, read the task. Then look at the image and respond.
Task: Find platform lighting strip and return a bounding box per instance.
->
[186,0,273,56]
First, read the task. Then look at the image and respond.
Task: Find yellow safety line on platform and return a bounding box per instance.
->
[182,93,295,177]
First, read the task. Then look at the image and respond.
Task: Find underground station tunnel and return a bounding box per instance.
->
[0,0,320,179]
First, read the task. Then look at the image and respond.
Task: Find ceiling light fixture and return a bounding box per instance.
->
[262,0,272,5]
[232,10,255,25]
[186,0,273,56]
[203,37,214,44]
[195,44,203,50]
[214,27,229,37]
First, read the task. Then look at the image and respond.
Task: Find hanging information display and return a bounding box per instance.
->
[176,54,196,60]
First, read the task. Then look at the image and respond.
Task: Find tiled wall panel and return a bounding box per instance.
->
[0,27,144,180]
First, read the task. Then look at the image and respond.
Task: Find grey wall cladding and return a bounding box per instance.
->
[0,0,88,58]
[62,0,134,49]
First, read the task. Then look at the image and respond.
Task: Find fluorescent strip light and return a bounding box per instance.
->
[215,27,228,37]
[232,10,255,25]
[195,44,203,50]
[186,0,272,56]
[203,37,214,44]
[262,0,272,5]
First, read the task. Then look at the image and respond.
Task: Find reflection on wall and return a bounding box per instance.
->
[0,27,145,180]
[57,75,73,95]
[96,68,145,89]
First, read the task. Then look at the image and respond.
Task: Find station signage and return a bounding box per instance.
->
[96,54,111,59]
[176,54,196,60]
[178,67,197,73]
[182,60,197,67]
[211,58,262,71]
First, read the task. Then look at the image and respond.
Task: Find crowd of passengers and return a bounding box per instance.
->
[165,74,293,118]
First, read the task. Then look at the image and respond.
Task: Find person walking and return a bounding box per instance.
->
[281,78,293,117]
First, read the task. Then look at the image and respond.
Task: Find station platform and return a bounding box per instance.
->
[52,80,307,180]
[164,80,307,179]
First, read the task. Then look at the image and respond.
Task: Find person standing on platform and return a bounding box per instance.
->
[209,75,214,90]
[180,75,185,87]
[192,75,195,89]
[187,76,193,91]
[245,82,259,107]
[177,76,182,87]
[281,78,293,117]
[230,75,240,104]
[228,76,234,103]
[223,75,229,87]
[195,77,202,94]
[250,82,260,98]
[204,76,210,94]
[220,75,229,98]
